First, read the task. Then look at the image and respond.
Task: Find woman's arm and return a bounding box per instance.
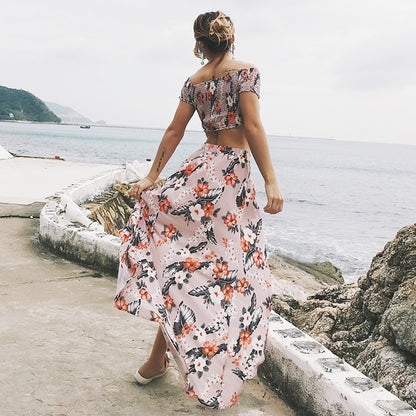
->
[239,92,284,214]
[129,101,195,199]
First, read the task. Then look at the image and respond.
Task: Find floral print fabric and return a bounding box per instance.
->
[180,67,260,133]
[114,143,272,409]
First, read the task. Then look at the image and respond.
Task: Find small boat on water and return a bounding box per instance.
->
[80,125,91,129]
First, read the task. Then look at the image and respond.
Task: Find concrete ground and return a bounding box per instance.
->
[0,217,295,416]
[0,156,118,204]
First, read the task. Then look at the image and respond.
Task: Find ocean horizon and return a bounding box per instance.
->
[6,119,414,147]
[1,121,415,282]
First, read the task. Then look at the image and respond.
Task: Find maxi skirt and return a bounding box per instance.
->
[114,143,273,409]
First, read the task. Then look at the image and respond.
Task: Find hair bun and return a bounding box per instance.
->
[208,12,234,45]
[193,11,235,57]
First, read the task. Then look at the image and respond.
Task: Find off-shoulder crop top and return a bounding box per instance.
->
[179,67,260,133]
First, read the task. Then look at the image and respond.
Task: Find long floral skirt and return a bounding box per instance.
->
[114,143,272,409]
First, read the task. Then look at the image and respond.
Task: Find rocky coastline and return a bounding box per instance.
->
[271,224,416,408]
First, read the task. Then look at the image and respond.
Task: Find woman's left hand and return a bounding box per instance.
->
[128,177,155,200]
[264,180,284,214]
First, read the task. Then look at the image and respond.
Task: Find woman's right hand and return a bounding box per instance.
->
[128,176,155,200]
[263,180,284,214]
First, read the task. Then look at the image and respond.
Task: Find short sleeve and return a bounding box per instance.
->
[238,67,260,99]
[179,78,194,105]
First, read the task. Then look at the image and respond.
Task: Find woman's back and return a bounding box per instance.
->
[180,59,261,141]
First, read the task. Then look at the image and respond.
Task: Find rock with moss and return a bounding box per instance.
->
[280,256,344,286]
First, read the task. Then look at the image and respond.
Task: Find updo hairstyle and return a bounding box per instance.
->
[193,11,235,58]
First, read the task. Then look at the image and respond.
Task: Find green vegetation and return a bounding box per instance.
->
[0,86,61,122]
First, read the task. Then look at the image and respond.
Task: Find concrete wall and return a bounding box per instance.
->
[260,312,416,416]
[39,163,416,416]
[39,161,150,273]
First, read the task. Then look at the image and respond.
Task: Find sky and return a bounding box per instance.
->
[1,0,415,145]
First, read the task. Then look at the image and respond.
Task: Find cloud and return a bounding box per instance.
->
[333,27,416,90]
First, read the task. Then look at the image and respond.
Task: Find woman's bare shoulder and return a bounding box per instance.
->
[223,60,258,73]
[187,60,258,84]
[188,67,206,82]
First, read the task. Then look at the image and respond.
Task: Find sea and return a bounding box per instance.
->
[1,121,415,282]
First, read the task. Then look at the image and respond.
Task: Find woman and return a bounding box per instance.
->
[114,11,284,409]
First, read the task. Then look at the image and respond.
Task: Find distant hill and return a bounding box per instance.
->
[45,102,92,124]
[0,86,60,122]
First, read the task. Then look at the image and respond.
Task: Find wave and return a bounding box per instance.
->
[286,198,326,206]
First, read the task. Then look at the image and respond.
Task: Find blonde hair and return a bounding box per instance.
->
[193,11,235,58]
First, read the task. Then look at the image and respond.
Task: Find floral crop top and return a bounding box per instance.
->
[179,67,260,133]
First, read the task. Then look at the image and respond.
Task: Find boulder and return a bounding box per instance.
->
[379,277,416,355]
[355,339,416,408]
[280,256,344,286]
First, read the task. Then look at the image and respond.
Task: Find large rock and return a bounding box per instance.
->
[355,339,416,408]
[268,255,343,322]
[379,277,416,355]
[274,224,416,407]
[359,224,416,322]
[279,256,344,286]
